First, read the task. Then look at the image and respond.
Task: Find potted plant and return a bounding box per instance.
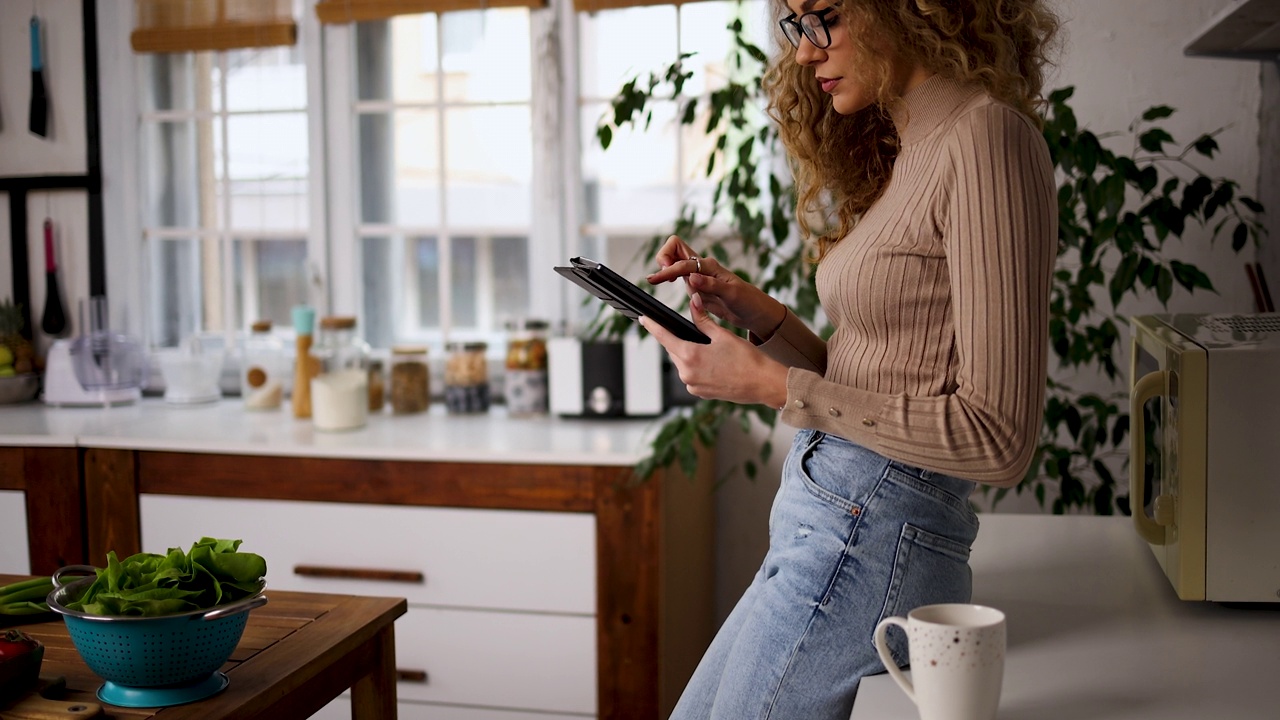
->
[590,15,1264,513]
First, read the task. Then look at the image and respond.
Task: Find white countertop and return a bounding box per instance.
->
[0,399,666,466]
[851,514,1280,720]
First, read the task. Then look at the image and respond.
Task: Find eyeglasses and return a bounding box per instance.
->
[779,8,837,50]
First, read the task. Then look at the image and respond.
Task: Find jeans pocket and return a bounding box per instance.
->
[794,432,874,516]
[874,523,974,669]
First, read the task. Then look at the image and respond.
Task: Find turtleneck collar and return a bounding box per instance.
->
[890,74,984,145]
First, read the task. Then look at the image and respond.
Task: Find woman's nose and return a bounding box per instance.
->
[794,36,823,65]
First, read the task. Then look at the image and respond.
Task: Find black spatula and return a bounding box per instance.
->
[29,16,48,138]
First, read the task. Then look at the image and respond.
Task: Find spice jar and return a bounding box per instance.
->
[389,345,430,414]
[368,359,386,412]
[444,341,489,413]
[311,316,370,431]
[504,319,549,416]
[241,320,285,411]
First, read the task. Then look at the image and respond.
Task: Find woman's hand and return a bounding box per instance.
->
[639,293,789,409]
[647,235,787,340]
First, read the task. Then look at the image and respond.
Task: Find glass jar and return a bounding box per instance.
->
[389,345,430,414]
[444,341,489,413]
[311,316,370,431]
[241,320,285,410]
[504,319,549,416]
[367,359,386,412]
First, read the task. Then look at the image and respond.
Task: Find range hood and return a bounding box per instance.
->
[1185,0,1280,60]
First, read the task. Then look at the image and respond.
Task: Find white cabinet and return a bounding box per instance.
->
[140,495,598,717]
[0,490,28,574]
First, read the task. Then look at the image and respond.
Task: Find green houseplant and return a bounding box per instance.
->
[591,15,1264,513]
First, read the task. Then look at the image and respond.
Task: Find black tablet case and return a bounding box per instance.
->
[555,257,711,344]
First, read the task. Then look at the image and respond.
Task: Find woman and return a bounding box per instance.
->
[639,1,1060,718]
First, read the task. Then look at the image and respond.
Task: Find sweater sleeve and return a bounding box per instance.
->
[754,307,826,375]
[778,105,1056,487]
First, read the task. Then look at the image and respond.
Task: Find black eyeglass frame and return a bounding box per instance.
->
[779,7,837,50]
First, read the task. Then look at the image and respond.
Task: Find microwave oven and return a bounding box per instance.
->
[1129,313,1280,602]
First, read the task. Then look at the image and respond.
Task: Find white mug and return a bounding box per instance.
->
[873,604,1006,720]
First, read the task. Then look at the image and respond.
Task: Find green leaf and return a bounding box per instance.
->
[1141,105,1175,121]
[1139,128,1174,153]
[1232,222,1249,251]
[1240,196,1264,213]
[597,125,612,150]
[1157,266,1174,304]
[1191,134,1218,158]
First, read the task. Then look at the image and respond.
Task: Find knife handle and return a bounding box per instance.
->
[44,220,56,272]
[30,17,43,71]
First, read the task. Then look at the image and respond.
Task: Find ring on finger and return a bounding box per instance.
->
[692,256,702,274]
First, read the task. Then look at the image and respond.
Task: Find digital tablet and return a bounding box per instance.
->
[555,256,711,344]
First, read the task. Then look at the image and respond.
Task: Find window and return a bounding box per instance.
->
[338,10,535,349]
[139,45,312,347]
[577,0,770,318]
[130,0,769,352]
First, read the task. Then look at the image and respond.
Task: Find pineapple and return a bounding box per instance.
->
[0,299,35,375]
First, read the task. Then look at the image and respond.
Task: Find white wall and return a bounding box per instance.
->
[0,0,93,350]
[710,0,1266,621]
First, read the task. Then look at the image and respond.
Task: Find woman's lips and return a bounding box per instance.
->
[819,77,839,93]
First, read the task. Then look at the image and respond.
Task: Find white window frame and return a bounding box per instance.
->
[99,0,761,350]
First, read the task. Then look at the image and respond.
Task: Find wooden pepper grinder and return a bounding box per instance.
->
[292,305,318,418]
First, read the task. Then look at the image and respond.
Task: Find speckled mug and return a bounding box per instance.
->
[874,604,1006,720]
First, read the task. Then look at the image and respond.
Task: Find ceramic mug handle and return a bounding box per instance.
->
[874,616,915,703]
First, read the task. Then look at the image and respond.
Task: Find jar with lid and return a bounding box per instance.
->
[504,319,549,416]
[389,345,430,414]
[367,358,386,413]
[241,320,285,410]
[444,341,489,413]
[310,316,370,431]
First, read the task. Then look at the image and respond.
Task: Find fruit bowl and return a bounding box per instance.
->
[0,373,40,404]
[0,629,44,705]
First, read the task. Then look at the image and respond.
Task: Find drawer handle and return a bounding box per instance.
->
[397,669,428,684]
[293,565,425,583]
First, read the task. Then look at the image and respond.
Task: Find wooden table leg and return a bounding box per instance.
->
[350,623,398,719]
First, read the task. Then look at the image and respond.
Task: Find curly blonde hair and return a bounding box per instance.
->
[763,0,1060,259]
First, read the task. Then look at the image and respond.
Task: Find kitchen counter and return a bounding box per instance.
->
[1,397,714,719]
[0,398,664,465]
[851,514,1280,720]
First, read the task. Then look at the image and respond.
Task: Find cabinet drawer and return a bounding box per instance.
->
[140,496,596,613]
[0,490,28,574]
[390,607,595,712]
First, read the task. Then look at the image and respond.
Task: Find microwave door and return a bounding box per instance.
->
[1132,347,1167,545]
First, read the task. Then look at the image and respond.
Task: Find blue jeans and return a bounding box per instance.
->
[671,429,980,720]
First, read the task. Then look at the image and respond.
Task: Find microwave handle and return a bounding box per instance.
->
[1130,370,1168,545]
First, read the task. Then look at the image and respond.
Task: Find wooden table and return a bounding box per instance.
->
[0,578,407,719]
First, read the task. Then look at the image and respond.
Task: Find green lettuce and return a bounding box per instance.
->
[67,537,266,617]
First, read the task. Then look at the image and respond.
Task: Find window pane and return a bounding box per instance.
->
[441,9,531,103]
[148,238,204,347]
[413,236,441,331]
[223,113,310,230]
[678,1,745,98]
[221,46,307,113]
[361,235,412,349]
[233,238,308,330]
[140,53,202,112]
[359,111,441,225]
[357,15,439,103]
[450,236,477,329]
[141,120,208,228]
[581,102,679,227]
[579,6,677,100]
[492,236,530,326]
[444,107,531,226]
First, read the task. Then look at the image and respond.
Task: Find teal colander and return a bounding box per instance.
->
[47,565,267,707]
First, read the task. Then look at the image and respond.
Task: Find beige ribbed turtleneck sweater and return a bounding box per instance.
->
[760,75,1057,487]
